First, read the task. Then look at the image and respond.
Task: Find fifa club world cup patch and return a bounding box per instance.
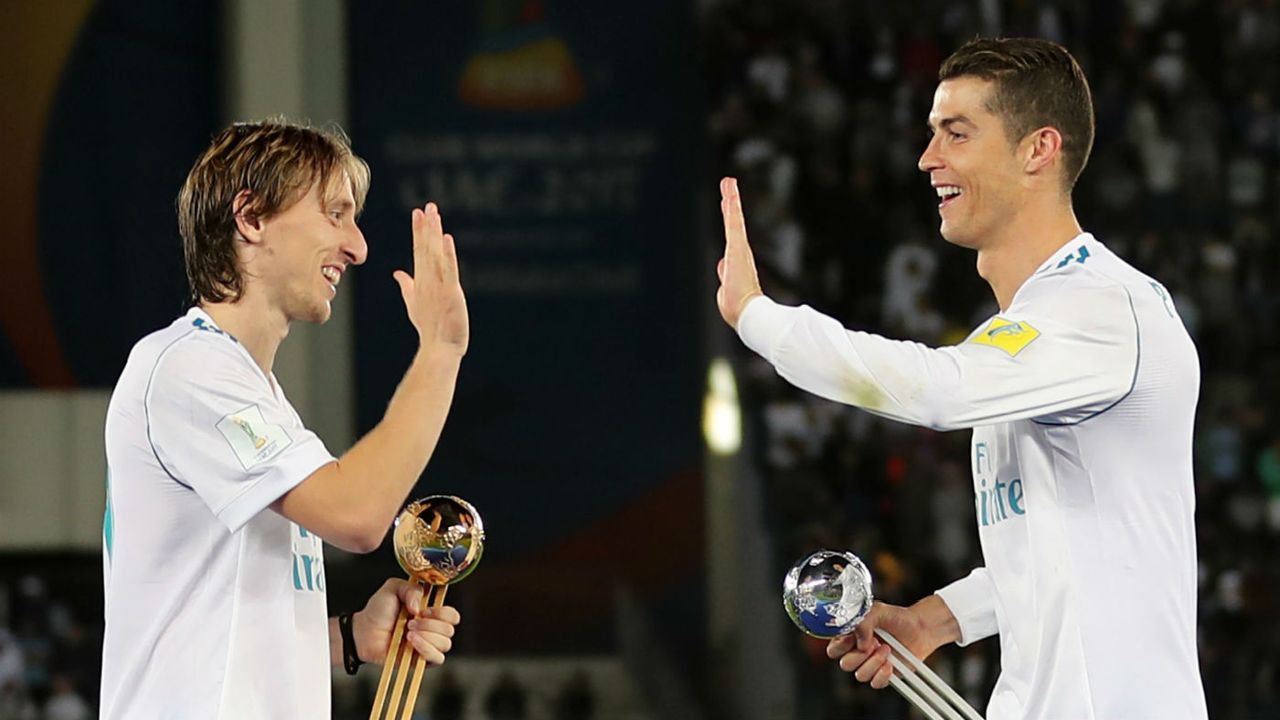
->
[969,317,1041,357]
[216,404,293,470]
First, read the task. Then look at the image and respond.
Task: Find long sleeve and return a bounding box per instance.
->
[935,567,999,646]
[735,268,1139,430]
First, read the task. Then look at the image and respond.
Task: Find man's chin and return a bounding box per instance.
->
[939,223,978,249]
[294,301,332,325]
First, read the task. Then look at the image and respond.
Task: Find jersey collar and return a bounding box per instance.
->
[1034,232,1096,276]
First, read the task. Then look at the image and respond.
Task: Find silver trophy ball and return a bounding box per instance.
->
[783,549,874,638]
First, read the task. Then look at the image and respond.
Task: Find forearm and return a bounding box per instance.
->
[737,295,944,427]
[737,295,1134,431]
[276,349,462,551]
[335,350,461,526]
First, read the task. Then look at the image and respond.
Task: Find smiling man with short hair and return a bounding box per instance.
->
[717,38,1207,719]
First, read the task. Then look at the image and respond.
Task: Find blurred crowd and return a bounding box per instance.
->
[0,577,95,720]
[703,0,1280,718]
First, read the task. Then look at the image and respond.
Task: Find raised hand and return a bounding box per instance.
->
[716,177,764,329]
[393,203,469,356]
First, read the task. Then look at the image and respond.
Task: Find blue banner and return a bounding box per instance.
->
[1,0,219,387]
[349,1,702,649]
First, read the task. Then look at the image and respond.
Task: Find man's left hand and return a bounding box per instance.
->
[354,578,460,666]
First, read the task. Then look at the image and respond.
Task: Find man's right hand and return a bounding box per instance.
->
[717,177,763,329]
[393,203,469,356]
[826,595,961,689]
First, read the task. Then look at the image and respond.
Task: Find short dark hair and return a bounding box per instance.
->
[939,37,1095,190]
[177,119,370,304]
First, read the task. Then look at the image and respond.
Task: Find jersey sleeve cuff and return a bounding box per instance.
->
[214,436,336,533]
[736,295,793,361]
[936,568,1000,647]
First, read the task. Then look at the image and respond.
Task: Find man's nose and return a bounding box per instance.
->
[918,134,943,173]
[344,226,369,265]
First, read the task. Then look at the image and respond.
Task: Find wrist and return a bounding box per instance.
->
[351,610,377,664]
[412,346,463,373]
[732,290,766,329]
[910,594,962,649]
[338,611,365,675]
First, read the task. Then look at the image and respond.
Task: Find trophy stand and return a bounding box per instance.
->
[783,550,983,720]
[369,496,484,720]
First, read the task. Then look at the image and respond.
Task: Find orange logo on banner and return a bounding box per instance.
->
[458,0,584,110]
[0,2,93,386]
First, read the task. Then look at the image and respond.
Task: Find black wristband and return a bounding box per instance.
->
[338,612,363,676]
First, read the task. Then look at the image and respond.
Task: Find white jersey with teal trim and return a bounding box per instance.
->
[738,233,1206,719]
[101,307,335,720]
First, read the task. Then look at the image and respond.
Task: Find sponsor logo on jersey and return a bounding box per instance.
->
[969,317,1041,357]
[292,525,325,593]
[215,404,293,470]
[974,442,1026,527]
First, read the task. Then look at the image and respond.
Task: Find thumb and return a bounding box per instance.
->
[717,257,726,283]
[393,270,414,306]
[396,580,426,617]
[853,609,883,652]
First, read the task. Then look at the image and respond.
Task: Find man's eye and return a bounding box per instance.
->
[950,131,965,140]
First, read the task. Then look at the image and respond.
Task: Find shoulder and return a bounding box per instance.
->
[145,320,258,402]
[1002,251,1139,349]
[1013,256,1134,324]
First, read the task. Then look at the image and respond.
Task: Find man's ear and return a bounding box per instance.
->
[1022,126,1062,177]
[232,190,264,244]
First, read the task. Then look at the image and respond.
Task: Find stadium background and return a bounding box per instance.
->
[1,0,1278,718]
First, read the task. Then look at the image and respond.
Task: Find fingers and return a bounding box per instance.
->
[418,604,461,625]
[403,202,453,299]
[840,642,894,687]
[719,177,750,257]
[405,629,449,665]
[836,633,882,672]
[870,655,895,690]
[410,202,446,280]
[394,580,426,616]
[827,633,857,659]
[410,207,426,271]
[441,233,459,284]
[409,614,460,635]
[405,607,460,665]
[830,604,896,690]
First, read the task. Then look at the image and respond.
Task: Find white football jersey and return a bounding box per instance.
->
[738,233,1207,719]
[101,308,335,719]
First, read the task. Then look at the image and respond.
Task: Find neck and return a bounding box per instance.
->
[975,198,1083,311]
[200,290,289,376]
